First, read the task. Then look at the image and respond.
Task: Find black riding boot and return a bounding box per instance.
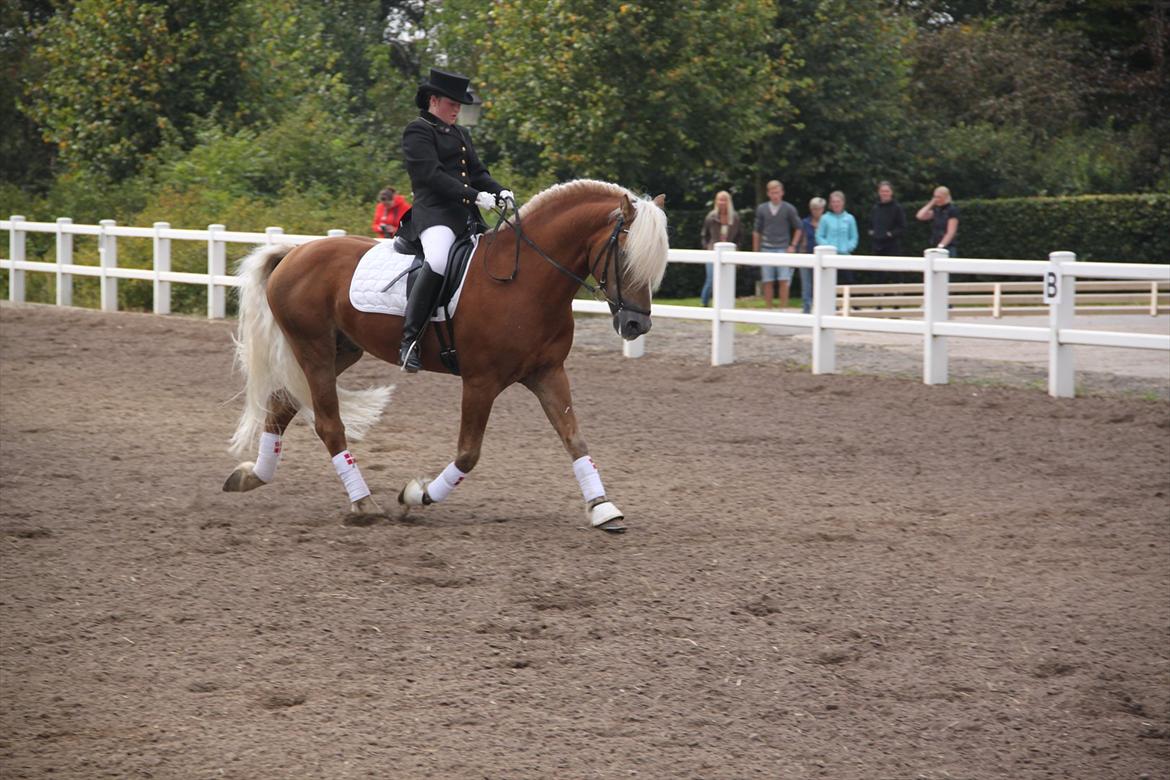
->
[399,265,445,373]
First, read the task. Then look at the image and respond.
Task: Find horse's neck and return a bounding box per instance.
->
[520,200,611,278]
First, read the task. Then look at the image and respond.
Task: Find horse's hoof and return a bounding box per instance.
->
[346,495,384,524]
[398,478,430,507]
[587,501,626,533]
[222,462,267,493]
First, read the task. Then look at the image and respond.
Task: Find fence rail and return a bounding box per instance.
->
[4,217,1168,398]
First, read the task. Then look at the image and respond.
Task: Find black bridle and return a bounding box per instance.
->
[482,197,651,318]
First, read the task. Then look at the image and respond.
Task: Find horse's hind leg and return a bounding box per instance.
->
[522,364,626,533]
[222,391,301,492]
[292,337,384,517]
[223,343,364,496]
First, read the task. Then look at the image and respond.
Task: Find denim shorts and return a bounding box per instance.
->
[760,247,793,283]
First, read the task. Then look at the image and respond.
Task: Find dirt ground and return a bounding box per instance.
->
[1,301,1168,780]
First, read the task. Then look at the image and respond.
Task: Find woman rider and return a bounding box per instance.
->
[398,68,513,372]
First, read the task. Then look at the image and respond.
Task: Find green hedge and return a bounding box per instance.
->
[936,193,1169,263]
[657,194,1169,298]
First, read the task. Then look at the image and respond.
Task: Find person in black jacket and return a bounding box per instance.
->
[398,68,513,372]
[868,180,907,283]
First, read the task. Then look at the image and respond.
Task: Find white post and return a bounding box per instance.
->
[623,334,645,358]
[1048,251,1077,398]
[153,222,171,315]
[98,219,118,312]
[8,215,26,302]
[812,244,837,374]
[208,223,226,319]
[923,248,949,385]
[1151,281,1159,317]
[265,226,284,244]
[842,286,851,317]
[992,283,1002,319]
[711,241,736,365]
[55,218,74,307]
[327,229,347,237]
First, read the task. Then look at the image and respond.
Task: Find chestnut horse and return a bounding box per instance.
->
[222,180,668,532]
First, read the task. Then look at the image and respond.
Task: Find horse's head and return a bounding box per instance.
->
[596,192,669,340]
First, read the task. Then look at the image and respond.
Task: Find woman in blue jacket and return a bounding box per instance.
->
[815,190,859,284]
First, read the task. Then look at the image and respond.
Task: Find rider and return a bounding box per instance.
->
[399,68,513,373]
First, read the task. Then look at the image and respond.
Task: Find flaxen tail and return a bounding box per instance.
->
[227,243,392,456]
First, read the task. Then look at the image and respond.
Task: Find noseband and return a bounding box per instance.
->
[484,199,651,318]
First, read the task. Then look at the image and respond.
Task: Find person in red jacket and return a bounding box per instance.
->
[371,186,411,238]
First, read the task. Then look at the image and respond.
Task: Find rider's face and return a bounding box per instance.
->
[430,95,462,125]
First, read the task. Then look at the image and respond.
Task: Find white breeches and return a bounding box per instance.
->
[420,225,456,275]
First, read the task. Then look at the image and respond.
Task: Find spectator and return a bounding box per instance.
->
[869,180,907,283]
[815,190,859,284]
[798,197,825,314]
[699,190,743,307]
[752,180,803,309]
[916,186,959,257]
[371,186,411,238]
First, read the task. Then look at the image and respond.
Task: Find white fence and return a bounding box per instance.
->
[4,217,1169,398]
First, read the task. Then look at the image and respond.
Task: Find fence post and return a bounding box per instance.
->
[153,222,171,315]
[923,248,949,385]
[55,218,74,307]
[1048,250,1077,398]
[327,229,347,237]
[711,241,736,365]
[265,226,284,244]
[208,223,226,319]
[98,219,118,312]
[8,215,26,302]
[812,244,837,374]
[623,334,646,358]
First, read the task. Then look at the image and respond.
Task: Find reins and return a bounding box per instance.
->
[482,197,650,317]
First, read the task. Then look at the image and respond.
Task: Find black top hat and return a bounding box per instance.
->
[417,68,475,105]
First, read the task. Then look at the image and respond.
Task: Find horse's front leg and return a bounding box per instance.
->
[397,378,499,513]
[522,365,626,533]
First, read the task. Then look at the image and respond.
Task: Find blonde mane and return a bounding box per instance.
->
[518,179,670,291]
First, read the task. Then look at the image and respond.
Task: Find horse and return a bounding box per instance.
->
[221,179,669,533]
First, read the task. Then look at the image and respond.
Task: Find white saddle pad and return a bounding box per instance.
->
[348,236,478,321]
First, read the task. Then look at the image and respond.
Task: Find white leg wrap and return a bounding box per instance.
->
[425,462,466,504]
[573,456,605,503]
[252,432,282,483]
[332,450,371,503]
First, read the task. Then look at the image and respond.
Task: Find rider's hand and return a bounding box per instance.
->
[475,191,497,211]
[497,189,515,207]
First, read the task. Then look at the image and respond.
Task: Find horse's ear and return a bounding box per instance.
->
[620,193,636,222]
[653,193,666,209]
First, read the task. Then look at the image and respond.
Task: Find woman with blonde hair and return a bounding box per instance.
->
[699,190,743,306]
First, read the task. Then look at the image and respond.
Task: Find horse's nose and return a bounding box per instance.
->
[616,311,651,341]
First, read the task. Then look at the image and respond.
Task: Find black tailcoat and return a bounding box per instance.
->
[401,111,503,237]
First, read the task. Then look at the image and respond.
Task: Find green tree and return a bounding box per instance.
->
[1,0,56,190]
[23,0,355,180]
[445,0,792,202]
[762,0,920,204]
[24,0,253,178]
